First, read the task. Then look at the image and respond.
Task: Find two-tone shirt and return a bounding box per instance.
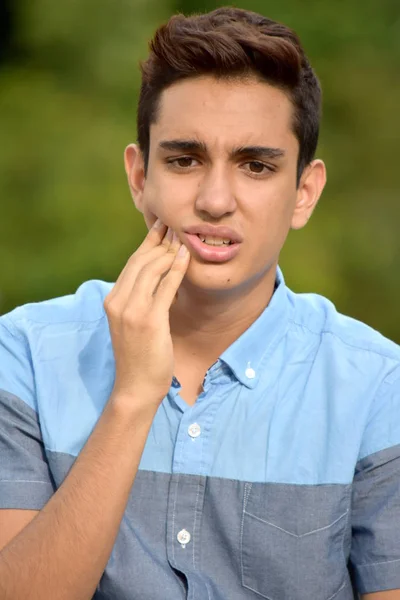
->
[1,267,400,599]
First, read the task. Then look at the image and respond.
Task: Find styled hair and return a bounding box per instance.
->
[137,7,321,185]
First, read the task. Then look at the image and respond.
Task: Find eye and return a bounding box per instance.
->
[244,161,273,175]
[167,156,199,168]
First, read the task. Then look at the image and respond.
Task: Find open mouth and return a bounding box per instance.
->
[184,232,241,263]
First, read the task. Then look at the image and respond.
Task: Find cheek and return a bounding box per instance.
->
[142,176,190,228]
[140,178,167,224]
[267,179,297,222]
[247,190,296,253]
[141,192,178,231]
[251,189,295,230]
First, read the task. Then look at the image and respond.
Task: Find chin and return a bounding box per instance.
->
[184,259,241,293]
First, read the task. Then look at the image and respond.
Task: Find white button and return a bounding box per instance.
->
[177,529,191,546]
[188,423,201,438]
[245,367,256,379]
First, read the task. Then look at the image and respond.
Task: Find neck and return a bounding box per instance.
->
[170,264,278,362]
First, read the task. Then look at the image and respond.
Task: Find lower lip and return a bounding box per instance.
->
[184,233,241,263]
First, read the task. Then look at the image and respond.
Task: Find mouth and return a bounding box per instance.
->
[183,232,241,263]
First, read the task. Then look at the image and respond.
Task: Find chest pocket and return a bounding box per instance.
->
[240,482,351,600]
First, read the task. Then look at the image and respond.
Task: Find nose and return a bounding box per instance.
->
[195,165,237,218]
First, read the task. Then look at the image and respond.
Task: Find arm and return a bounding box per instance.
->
[362,592,400,599]
[0,221,190,600]
[0,395,157,600]
[0,510,39,551]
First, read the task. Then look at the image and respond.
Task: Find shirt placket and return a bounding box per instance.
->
[166,366,221,599]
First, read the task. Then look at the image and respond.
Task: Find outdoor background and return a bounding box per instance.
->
[0,0,399,342]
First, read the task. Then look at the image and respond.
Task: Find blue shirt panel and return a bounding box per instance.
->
[0,268,399,485]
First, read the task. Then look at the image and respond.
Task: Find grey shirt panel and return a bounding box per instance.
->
[0,390,55,508]
[47,452,355,600]
[351,444,400,594]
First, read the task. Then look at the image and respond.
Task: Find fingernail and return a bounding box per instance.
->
[153,218,163,229]
[166,227,173,241]
[172,231,180,244]
[177,244,188,257]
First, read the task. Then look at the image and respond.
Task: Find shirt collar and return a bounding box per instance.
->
[219,266,289,389]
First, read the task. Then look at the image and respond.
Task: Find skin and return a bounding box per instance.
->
[125,75,326,367]
[362,594,400,600]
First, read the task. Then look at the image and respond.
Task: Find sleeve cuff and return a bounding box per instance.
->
[354,558,400,593]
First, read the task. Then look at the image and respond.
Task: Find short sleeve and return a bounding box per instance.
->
[350,370,400,594]
[0,316,55,509]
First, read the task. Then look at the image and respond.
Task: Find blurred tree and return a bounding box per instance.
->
[0,0,14,62]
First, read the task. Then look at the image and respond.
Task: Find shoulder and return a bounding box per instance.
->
[0,279,115,415]
[0,279,114,335]
[285,288,400,461]
[0,278,114,369]
[286,287,400,364]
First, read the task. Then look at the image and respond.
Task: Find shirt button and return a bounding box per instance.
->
[188,423,201,438]
[245,367,256,379]
[177,529,191,546]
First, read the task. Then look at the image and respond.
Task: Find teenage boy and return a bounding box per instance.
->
[0,7,399,600]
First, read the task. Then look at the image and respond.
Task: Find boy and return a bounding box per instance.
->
[0,7,399,599]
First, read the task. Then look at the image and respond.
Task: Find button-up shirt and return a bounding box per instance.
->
[1,267,400,599]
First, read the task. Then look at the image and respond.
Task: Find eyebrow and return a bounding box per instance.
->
[158,139,285,160]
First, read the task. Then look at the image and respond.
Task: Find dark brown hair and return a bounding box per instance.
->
[137,7,321,185]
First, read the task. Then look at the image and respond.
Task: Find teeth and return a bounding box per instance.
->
[197,234,232,246]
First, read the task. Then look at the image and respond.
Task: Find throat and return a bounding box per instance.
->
[173,366,206,407]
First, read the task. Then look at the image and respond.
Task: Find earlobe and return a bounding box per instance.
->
[124,143,146,212]
[291,159,327,230]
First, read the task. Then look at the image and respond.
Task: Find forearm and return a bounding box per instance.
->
[0,393,158,600]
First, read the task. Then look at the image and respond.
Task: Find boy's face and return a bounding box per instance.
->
[126,76,325,294]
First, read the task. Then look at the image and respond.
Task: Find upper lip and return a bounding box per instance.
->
[184,224,243,243]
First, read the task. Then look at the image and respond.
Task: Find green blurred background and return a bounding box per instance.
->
[1,0,399,341]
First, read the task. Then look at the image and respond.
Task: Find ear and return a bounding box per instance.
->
[124,143,146,212]
[291,159,327,230]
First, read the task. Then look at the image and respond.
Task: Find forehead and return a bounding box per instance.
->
[151,76,298,154]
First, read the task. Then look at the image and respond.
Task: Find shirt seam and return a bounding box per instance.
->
[8,312,107,329]
[288,318,400,363]
[355,557,400,568]
[0,479,51,484]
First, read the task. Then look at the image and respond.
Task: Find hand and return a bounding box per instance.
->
[103,220,190,407]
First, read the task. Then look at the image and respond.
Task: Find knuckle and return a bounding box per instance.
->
[103,290,113,305]
[167,244,178,254]
[104,296,119,316]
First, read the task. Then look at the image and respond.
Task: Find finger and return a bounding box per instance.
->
[106,226,173,306]
[153,243,190,310]
[158,225,174,250]
[135,218,168,256]
[127,244,180,307]
[113,226,173,293]
[151,230,182,294]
